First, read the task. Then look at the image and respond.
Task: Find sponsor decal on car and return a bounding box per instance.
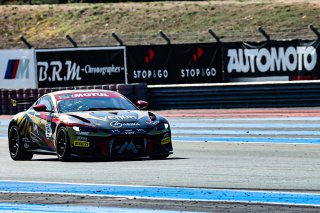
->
[117,141,138,154]
[45,124,52,138]
[161,137,171,145]
[74,141,90,147]
[77,136,87,141]
[98,115,137,121]
[146,120,159,125]
[124,130,135,135]
[56,92,121,100]
[110,121,140,128]
[22,138,30,143]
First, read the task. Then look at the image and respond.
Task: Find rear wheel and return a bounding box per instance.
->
[56,127,71,161]
[8,125,33,161]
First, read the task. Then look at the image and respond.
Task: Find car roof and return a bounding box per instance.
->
[49,89,119,96]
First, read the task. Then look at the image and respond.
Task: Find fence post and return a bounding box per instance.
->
[159,31,171,45]
[309,24,320,39]
[20,36,33,49]
[111,32,124,46]
[258,27,270,41]
[208,29,220,42]
[66,35,78,47]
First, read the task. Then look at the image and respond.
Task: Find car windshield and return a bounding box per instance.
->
[58,97,137,113]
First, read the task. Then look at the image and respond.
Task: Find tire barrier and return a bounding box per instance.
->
[116,84,134,101]
[22,89,34,111]
[148,81,320,110]
[102,85,110,90]
[109,84,117,91]
[16,89,24,113]
[1,90,9,115]
[0,83,148,115]
[8,90,17,114]
[38,88,46,98]
[132,83,148,103]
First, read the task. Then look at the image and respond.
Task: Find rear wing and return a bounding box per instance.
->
[11,97,35,107]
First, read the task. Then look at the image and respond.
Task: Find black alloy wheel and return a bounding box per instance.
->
[56,127,71,161]
[8,125,33,160]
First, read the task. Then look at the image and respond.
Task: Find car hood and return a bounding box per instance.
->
[64,110,164,129]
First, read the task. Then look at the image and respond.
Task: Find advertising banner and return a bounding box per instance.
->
[127,43,222,84]
[36,47,126,88]
[0,49,36,89]
[223,40,320,78]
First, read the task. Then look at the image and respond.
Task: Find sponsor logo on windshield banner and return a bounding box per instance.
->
[56,92,121,100]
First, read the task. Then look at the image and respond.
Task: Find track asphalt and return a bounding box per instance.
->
[1,107,320,212]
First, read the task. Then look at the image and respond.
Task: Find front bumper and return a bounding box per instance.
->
[67,127,173,158]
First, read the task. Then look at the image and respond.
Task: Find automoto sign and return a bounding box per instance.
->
[127,43,222,84]
[36,47,126,88]
[223,40,320,78]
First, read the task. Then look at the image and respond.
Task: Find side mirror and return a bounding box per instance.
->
[33,104,47,112]
[136,100,148,109]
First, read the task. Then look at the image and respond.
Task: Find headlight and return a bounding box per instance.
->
[154,122,170,131]
[72,126,97,133]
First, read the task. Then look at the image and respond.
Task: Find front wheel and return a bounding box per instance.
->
[8,125,33,161]
[56,127,71,161]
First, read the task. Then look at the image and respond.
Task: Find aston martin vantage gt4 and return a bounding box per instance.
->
[8,90,173,161]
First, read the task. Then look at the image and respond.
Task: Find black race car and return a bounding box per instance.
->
[8,90,173,161]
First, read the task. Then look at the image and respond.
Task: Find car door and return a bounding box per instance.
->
[30,95,56,151]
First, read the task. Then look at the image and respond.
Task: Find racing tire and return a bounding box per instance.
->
[150,154,169,160]
[56,126,71,162]
[8,125,33,161]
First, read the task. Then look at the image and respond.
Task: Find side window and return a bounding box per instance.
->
[38,95,54,112]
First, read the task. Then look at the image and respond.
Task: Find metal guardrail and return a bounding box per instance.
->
[148,81,320,110]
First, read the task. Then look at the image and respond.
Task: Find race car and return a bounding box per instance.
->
[8,90,173,161]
